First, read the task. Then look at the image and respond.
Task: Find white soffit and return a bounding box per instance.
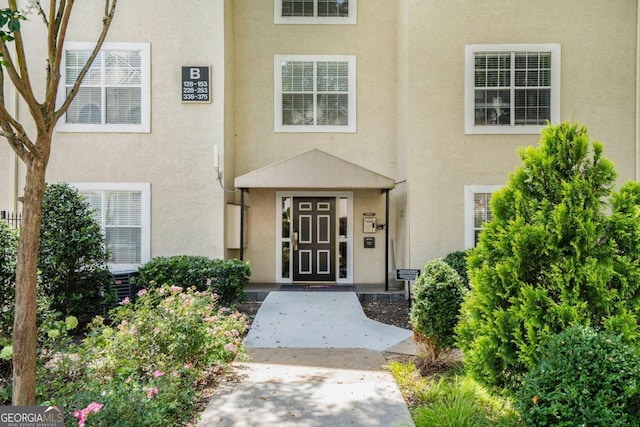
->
[235,149,395,189]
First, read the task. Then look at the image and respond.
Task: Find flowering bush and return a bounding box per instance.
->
[33,285,248,426]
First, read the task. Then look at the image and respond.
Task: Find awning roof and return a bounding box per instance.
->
[234,149,395,189]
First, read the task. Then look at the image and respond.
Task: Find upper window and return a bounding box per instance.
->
[73,183,151,270]
[274,55,356,133]
[464,185,502,248]
[465,44,560,135]
[57,42,150,133]
[275,0,357,24]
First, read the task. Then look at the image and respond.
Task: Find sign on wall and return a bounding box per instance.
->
[182,66,211,103]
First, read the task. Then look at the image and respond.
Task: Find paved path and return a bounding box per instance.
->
[197,292,416,427]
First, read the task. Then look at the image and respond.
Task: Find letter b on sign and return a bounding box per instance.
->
[190,68,200,79]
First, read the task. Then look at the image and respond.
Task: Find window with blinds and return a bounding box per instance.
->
[275,55,356,132]
[275,0,356,24]
[59,42,150,133]
[465,185,502,248]
[465,44,560,135]
[473,192,493,245]
[83,190,142,264]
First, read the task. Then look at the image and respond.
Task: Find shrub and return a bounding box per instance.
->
[443,250,471,287]
[39,183,114,322]
[410,259,467,362]
[31,285,249,424]
[0,221,18,340]
[136,255,249,305]
[515,325,640,426]
[457,123,640,393]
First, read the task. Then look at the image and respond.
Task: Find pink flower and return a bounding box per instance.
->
[146,386,159,399]
[125,377,132,383]
[169,285,183,293]
[153,369,165,378]
[224,343,238,353]
[119,297,130,305]
[183,363,192,369]
[73,402,104,427]
[136,289,147,297]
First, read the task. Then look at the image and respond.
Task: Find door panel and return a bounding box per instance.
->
[293,197,335,281]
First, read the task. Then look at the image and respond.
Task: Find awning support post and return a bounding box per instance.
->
[240,188,245,261]
[385,189,390,292]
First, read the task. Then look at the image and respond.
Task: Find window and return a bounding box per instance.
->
[274,55,356,133]
[58,42,150,133]
[73,183,151,270]
[464,185,502,248]
[465,44,560,134]
[274,0,356,24]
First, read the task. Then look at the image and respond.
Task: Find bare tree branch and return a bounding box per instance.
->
[0,45,35,163]
[53,0,117,121]
[44,0,71,112]
[31,1,49,26]
[0,2,43,130]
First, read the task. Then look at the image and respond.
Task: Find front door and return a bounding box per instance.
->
[292,197,335,282]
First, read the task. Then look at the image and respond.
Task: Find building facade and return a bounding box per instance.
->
[1,0,638,285]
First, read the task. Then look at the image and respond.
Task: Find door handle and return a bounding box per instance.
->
[293,231,299,251]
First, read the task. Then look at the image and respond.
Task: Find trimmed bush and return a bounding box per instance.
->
[456,123,640,393]
[410,259,467,362]
[39,183,114,322]
[516,325,640,426]
[443,250,470,287]
[135,256,249,305]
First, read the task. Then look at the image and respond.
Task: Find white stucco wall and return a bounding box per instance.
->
[233,0,398,178]
[8,0,229,260]
[404,0,638,269]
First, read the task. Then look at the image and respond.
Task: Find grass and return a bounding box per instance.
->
[388,360,522,427]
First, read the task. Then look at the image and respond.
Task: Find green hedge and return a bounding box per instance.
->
[135,256,250,305]
[443,250,470,287]
[516,325,640,426]
[410,259,467,361]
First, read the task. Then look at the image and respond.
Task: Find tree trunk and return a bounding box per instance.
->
[12,157,47,405]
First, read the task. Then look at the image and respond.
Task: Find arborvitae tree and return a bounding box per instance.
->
[456,122,640,394]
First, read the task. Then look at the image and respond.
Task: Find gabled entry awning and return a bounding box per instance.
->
[234,149,395,189]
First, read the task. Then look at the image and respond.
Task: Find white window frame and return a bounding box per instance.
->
[71,182,151,271]
[464,185,503,249]
[465,44,561,135]
[57,42,151,133]
[274,0,357,24]
[274,55,356,133]
[276,191,353,284]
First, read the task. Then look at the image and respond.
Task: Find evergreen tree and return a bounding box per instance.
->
[456,122,640,393]
[39,183,114,323]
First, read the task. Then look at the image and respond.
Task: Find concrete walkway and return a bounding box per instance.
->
[197,292,417,427]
